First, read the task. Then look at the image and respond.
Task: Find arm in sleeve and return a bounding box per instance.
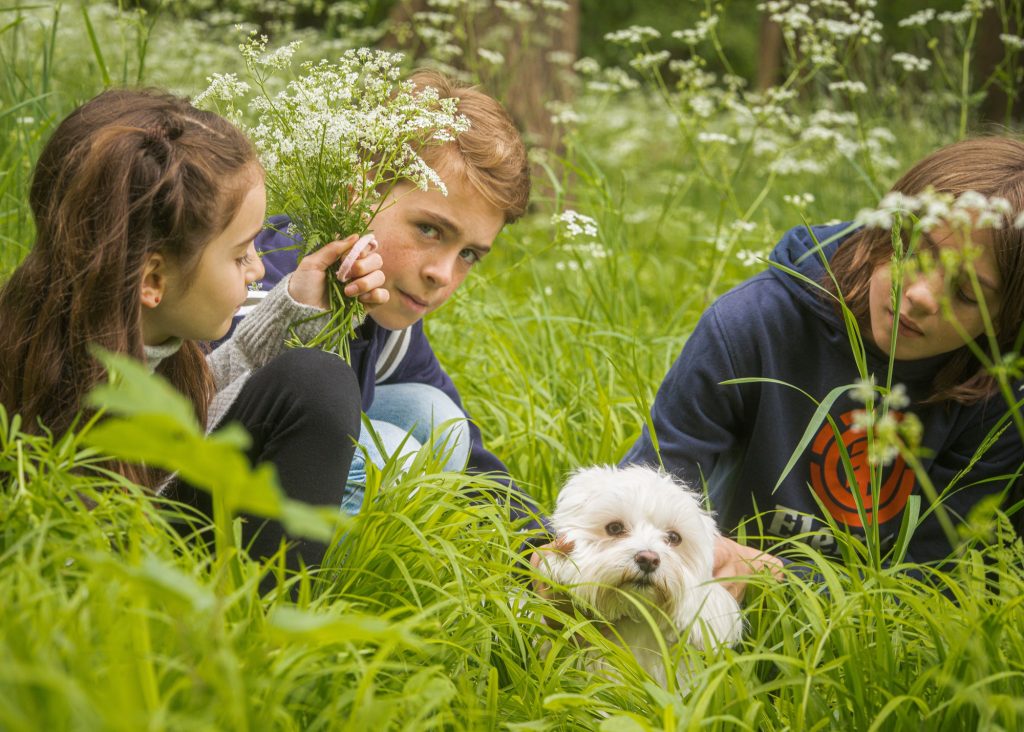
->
[206,273,326,392]
[620,306,748,504]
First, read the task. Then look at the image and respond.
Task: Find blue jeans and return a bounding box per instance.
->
[341,383,471,514]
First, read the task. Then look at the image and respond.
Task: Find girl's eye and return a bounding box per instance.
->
[665,530,682,547]
[605,521,626,537]
[237,252,255,266]
[459,248,481,265]
[953,280,979,305]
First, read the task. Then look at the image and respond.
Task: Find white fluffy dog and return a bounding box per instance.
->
[540,465,742,686]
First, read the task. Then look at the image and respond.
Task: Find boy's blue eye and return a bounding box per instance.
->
[459,248,481,265]
[417,223,440,238]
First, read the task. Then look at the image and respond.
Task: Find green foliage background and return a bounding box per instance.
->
[1,1,1023,729]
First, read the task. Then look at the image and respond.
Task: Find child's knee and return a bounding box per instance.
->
[262,348,361,430]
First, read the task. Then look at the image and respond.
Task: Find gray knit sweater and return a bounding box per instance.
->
[143,273,325,431]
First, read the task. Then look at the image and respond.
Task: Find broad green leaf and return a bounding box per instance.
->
[86,350,199,431]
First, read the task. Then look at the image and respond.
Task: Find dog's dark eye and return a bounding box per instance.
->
[605,521,626,536]
[665,530,682,546]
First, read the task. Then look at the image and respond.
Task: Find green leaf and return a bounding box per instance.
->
[80,4,111,87]
[722,378,856,492]
[86,349,199,431]
[82,348,339,541]
[268,606,419,646]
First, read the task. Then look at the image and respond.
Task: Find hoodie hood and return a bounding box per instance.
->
[767,221,856,322]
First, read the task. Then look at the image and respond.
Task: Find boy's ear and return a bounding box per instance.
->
[139,253,167,309]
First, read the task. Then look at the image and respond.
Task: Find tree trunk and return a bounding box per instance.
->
[976,5,1021,125]
[756,12,783,91]
[382,0,579,150]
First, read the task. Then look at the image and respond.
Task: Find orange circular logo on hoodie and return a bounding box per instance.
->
[808,410,915,527]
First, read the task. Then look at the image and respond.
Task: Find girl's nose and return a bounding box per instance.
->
[246,243,265,284]
[903,271,941,315]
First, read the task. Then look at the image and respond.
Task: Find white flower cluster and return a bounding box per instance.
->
[1001,33,1024,51]
[891,52,931,72]
[552,209,600,239]
[855,189,1023,232]
[937,0,993,25]
[898,8,935,27]
[629,50,671,72]
[849,379,917,466]
[784,192,816,208]
[604,25,661,45]
[758,0,882,67]
[671,15,719,46]
[197,36,470,359]
[494,0,535,24]
[697,131,737,146]
[828,80,868,95]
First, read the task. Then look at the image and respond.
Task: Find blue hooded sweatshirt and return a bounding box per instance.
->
[621,223,1023,564]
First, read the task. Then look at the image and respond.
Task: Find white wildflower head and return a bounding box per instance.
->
[783,192,815,209]
[197,41,469,259]
[849,379,920,466]
[671,15,719,46]
[891,52,932,72]
[737,249,765,267]
[605,25,661,45]
[1000,33,1024,51]
[697,131,737,146]
[828,80,868,95]
[859,188,1016,235]
[899,9,935,27]
[629,50,671,73]
[552,209,600,239]
[478,48,505,65]
[851,375,877,405]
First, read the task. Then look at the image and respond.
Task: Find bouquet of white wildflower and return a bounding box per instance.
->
[196,33,469,360]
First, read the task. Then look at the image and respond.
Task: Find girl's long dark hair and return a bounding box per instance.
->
[0,89,257,460]
[827,137,1024,404]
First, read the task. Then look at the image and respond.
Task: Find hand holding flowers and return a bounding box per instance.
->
[287,234,387,311]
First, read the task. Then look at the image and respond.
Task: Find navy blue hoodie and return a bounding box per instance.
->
[228,216,545,527]
[622,223,1023,564]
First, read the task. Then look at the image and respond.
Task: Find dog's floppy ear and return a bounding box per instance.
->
[537,535,578,585]
[683,584,743,651]
[551,536,575,555]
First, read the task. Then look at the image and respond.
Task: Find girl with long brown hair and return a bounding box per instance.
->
[0,88,388,583]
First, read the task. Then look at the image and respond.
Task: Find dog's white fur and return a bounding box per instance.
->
[541,465,742,686]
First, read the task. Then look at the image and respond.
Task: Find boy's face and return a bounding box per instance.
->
[367,171,505,331]
[867,225,1001,360]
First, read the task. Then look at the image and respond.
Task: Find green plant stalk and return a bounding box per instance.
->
[959,12,980,138]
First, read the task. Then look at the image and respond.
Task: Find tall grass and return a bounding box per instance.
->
[2,1,1023,729]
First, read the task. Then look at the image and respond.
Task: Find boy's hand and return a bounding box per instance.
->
[288,234,388,310]
[713,535,784,602]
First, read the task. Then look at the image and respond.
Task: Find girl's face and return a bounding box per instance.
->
[367,172,504,331]
[867,225,1000,360]
[141,173,267,345]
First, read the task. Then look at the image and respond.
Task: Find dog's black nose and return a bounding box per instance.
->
[634,551,660,574]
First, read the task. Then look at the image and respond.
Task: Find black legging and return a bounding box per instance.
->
[172,348,360,586]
